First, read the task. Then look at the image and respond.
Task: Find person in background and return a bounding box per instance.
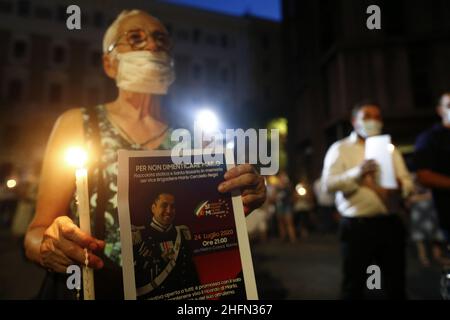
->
[415,93,450,246]
[313,177,337,233]
[275,172,297,243]
[293,184,315,239]
[246,197,274,244]
[11,163,41,238]
[0,163,18,228]
[407,174,449,267]
[322,100,413,300]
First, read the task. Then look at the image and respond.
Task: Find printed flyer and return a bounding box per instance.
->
[117,149,258,300]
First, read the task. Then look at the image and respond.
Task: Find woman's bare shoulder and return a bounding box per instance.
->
[56,108,83,126]
[49,108,85,145]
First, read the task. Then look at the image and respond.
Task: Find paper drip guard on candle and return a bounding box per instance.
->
[66,147,95,300]
[365,134,398,189]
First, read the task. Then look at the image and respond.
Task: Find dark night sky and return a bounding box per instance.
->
[158,0,282,21]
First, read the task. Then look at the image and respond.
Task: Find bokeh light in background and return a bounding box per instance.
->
[267,118,288,172]
[267,118,288,137]
[295,183,307,196]
[6,179,17,189]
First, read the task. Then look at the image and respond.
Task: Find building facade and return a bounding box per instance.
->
[0,0,284,171]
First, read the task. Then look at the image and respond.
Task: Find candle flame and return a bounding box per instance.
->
[66,147,88,168]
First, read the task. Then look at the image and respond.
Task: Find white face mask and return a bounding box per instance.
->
[443,108,450,125]
[115,51,175,94]
[356,119,383,138]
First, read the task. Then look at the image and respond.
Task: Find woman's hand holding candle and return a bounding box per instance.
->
[39,216,105,273]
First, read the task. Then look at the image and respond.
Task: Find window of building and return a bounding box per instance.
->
[205,58,218,83]
[193,64,202,80]
[35,5,52,19]
[6,79,24,102]
[0,0,13,14]
[49,83,62,104]
[192,28,201,44]
[93,11,104,28]
[177,29,189,41]
[220,34,228,48]
[166,23,173,36]
[17,0,30,17]
[261,34,270,50]
[12,40,27,60]
[52,46,66,65]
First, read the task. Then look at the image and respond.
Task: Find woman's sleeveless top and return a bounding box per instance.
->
[72,104,176,266]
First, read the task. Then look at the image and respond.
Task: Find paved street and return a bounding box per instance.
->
[0,229,443,300]
[251,234,443,300]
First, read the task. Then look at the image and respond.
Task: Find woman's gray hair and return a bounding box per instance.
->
[102,9,161,54]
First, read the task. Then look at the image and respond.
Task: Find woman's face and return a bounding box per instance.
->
[103,13,171,78]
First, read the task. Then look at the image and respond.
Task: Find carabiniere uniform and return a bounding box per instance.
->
[132,218,200,299]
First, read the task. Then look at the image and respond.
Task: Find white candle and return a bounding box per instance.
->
[67,147,95,300]
[75,167,95,300]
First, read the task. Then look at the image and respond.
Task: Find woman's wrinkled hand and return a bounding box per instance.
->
[40,216,105,273]
[218,164,266,215]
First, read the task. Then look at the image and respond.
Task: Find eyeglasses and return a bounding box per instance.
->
[107,28,172,54]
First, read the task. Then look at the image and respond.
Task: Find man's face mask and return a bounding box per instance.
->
[115,50,175,94]
[355,119,383,138]
[443,107,450,125]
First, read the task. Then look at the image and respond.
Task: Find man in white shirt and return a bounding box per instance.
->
[322,101,413,299]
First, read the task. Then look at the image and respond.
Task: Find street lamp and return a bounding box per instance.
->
[195,109,219,133]
[6,179,17,189]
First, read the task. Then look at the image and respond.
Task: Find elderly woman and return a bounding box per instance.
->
[24,9,266,299]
